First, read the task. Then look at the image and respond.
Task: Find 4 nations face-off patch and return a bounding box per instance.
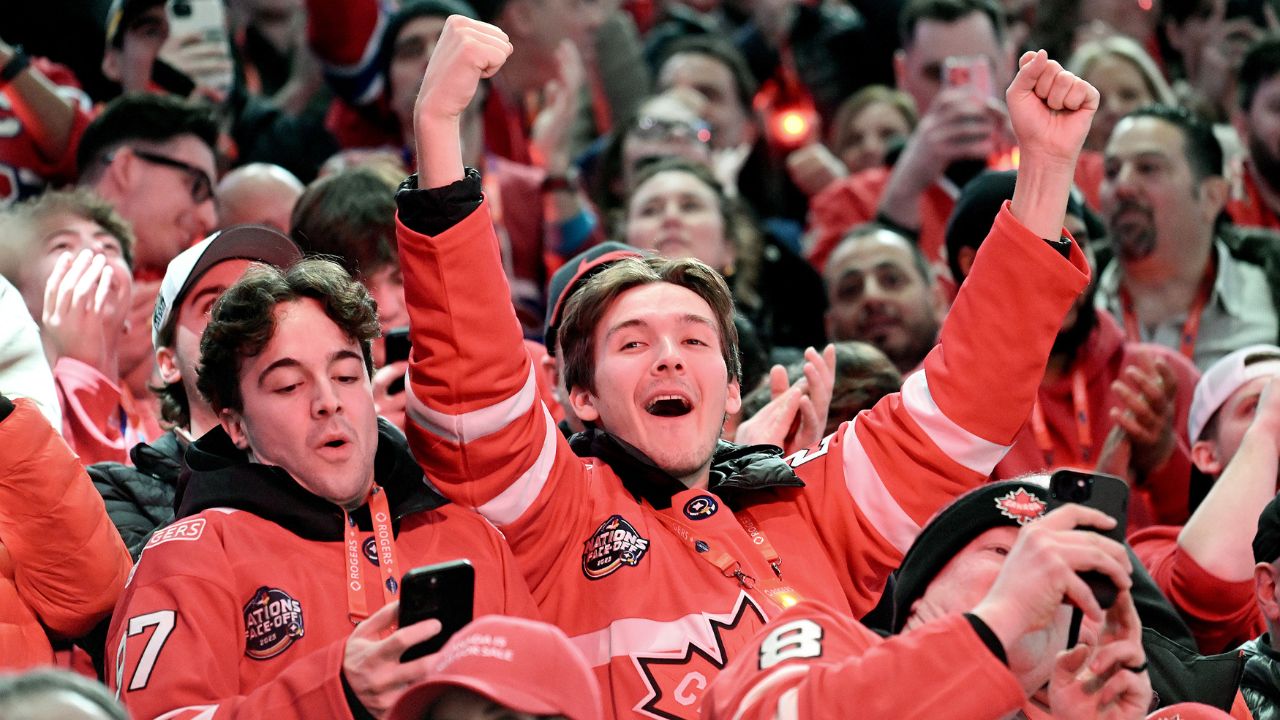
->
[243,586,305,660]
[583,515,651,580]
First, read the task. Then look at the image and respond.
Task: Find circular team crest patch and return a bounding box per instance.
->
[243,586,305,660]
[683,495,719,520]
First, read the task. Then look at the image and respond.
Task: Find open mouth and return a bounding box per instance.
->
[324,439,346,448]
[646,395,692,417]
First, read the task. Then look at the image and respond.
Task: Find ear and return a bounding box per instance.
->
[929,281,949,322]
[1198,176,1230,218]
[725,377,742,416]
[956,246,977,281]
[539,352,564,405]
[1191,438,1225,476]
[893,49,907,89]
[102,48,122,82]
[219,407,251,450]
[569,385,600,424]
[156,346,182,385]
[1257,562,1280,621]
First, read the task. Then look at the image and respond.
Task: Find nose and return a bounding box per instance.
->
[192,199,219,239]
[652,336,686,374]
[312,378,343,418]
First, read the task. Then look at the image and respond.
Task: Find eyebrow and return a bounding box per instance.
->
[41,228,117,244]
[605,313,718,341]
[188,285,226,308]
[256,349,365,387]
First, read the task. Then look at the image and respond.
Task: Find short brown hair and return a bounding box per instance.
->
[558,256,740,395]
[0,188,136,286]
[196,258,380,413]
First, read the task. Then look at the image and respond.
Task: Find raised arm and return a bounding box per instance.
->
[396,19,592,578]
[791,54,1097,614]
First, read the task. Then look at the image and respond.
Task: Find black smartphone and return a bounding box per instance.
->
[382,327,411,395]
[398,559,474,662]
[1047,469,1129,609]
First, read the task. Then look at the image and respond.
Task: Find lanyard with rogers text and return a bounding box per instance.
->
[650,509,802,610]
[344,486,400,624]
[1118,264,1214,361]
[1030,367,1091,465]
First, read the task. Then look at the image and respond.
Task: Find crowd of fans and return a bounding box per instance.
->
[9,0,1280,718]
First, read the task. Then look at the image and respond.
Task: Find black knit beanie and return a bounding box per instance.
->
[891,480,1049,632]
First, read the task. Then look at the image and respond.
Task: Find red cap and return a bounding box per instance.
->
[1146,703,1236,720]
[387,616,602,720]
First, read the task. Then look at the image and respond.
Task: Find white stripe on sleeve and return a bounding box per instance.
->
[900,371,1009,475]
[406,364,538,444]
[475,405,558,525]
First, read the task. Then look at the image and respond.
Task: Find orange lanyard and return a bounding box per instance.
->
[344,486,400,624]
[1030,368,1091,465]
[650,508,801,611]
[1119,265,1215,361]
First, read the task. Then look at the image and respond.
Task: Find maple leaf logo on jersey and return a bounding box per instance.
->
[632,593,769,719]
[583,515,651,579]
[994,487,1047,525]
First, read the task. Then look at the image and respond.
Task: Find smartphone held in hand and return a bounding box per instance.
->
[1047,469,1129,609]
[398,559,475,662]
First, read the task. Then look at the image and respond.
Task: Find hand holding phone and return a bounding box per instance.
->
[943,55,995,99]
[1047,470,1130,609]
[398,559,475,662]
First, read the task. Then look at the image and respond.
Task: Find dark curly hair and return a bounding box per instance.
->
[196,259,380,414]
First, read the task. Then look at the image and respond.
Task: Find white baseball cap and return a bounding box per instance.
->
[151,224,302,347]
[1188,344,1280,442]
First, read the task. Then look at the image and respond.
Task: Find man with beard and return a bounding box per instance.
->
[1096,104,1278,372]
[822,224,945,374]
[1228,36,1280,232]
[946,170,1201,529]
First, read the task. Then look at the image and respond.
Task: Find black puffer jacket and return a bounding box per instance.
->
[1242,634,1280,719]
[88,430,185,560]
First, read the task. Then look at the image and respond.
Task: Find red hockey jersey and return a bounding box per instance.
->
[701,601,1026,720]
[397,190,1088,719]
[108,427,538,720]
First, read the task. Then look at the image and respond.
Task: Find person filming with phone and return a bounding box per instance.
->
[705,479,1155,720]
[107,257,538,719]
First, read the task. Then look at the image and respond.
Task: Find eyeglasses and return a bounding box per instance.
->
[127,149,215,204]
[632,116,712,145]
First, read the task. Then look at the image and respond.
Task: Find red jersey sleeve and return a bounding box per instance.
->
[703,602,1025,720]
[1131,526,1264,654]
[398,202,595,589]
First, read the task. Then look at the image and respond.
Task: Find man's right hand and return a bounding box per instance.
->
[342,601,443,718]
[971,504,1132,654]
[412,16,512,186]
[892,88,999,192]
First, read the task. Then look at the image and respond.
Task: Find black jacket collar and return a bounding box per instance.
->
[129,429,185,483]
[568,428,803,510]
[177,419,447,541]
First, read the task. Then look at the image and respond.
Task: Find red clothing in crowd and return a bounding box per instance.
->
[109,450,539,719]
[0,398,132,669]
[806,151,1105,281]
[994,311,1200,529]
[1130,525,1264,655]
[54,357,162,467]
[1226,162,1280,232]
[0,57,93,205]
[397,188,1088,718]
[702,601,1025,720]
